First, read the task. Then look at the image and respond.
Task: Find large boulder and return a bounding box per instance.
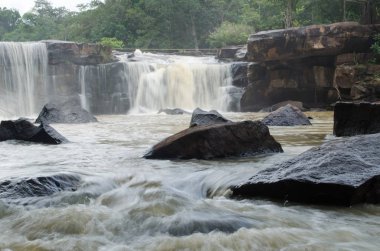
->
[334,102,380,137]
[0,119,68,144]
[144,121,283,160]
[261,104,311,126]
[231,133,380,206]
[259,100,305,112]
[36,97,98,124]
[247,22,380,62]
[190,108,231,127]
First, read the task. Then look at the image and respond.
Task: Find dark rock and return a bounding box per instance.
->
[259,100,306,112]
[335,53,373,65]
[0,119,68,144]
[158,108,191,115]
[0,174,81,200]
[144,120,283,160]
[231,62,248,88]
[36,96,97,124]
[334,102,380,137]
[261,104,312,126]
[217,45,246,61]
[231,133,380,206]
[190,108,231,127]
[43,40,114,65]
[247,22,380,62]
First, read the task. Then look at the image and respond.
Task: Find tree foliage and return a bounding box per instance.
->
[0,0,375,48]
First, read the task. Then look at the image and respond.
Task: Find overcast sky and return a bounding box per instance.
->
[0,0,94,14]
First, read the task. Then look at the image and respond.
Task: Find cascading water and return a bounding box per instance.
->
[79,53,236,113]
[0,42,48,118]
[122,53,234,113]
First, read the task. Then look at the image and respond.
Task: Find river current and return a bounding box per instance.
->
[0,112,379,250]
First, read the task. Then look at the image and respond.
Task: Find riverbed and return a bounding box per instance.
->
[0,112,379,250]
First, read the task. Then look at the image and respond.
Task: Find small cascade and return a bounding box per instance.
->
[0,42,48,117]
[117,53,235,113]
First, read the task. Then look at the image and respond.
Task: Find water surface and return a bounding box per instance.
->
[0,112,379,251]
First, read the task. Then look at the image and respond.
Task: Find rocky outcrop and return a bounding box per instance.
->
[144,121,283,160]
[190,108,231,127]
[262,104,311,126]
[43,40,113,65]
[237,22,380,111]
[0,119,68,144]
[232,133,380,206]
[334,102,380,137]
[217,45,247,61]
[247,22,380,62]
[231,62,249,88]
[36,97,98,124]
[0,174,81,200]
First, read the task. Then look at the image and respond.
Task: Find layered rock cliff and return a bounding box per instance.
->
[221,22,380,111]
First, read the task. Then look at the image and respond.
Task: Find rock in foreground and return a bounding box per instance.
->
[36,97,97,124]
[144,121,283,160]
[0,119,67,144]
[158,108,191,115]
[334,102,380,137]
[0,174,81,200]
[262,104,311,126]
[232,133,380,206]
[190,108,231,127]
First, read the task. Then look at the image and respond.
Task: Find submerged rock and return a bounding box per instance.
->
[261,104,311,126]
[190,108,231,127]
[158,108,191,115]
[0,119,68,144]
[36,97,97,124]
[334,102,380,137]
[0,174,81,200]
[231,133,380,206]
[144,120,283,160]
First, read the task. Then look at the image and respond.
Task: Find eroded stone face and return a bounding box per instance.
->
[247,22,380,62]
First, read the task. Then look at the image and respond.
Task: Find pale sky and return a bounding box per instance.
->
[0,0,94,14]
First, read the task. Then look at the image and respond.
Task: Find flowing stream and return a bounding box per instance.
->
[0,112,379,250]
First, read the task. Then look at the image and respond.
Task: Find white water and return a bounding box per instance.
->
[0,42,48,117]
[0,112,379,250]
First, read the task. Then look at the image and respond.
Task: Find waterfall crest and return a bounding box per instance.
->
[0,42,48,117]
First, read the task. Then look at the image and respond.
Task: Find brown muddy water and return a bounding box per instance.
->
[0,112,379,251]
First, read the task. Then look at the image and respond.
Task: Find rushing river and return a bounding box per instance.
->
[0,112,379,251]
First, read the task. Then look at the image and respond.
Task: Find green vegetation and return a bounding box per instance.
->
[0,0,379,49]
[207,22,254,48]
[99,37,124,49]
[371,34,380,64]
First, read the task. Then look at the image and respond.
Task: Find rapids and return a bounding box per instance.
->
[0,112,379,250]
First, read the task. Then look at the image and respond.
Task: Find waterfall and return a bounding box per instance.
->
[0,42,48,118]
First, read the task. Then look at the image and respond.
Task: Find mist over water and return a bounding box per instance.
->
[0,42,48,117]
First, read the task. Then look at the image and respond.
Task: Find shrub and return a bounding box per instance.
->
[207,22,254,48]
[370,34,380,64]
[99,37,124,49]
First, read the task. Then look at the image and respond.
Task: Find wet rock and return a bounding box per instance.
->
[217,45,246,61]
[261,104,311,126]
[158,108,191,115]
[144,120,283,160]
[247,22,380,62]
[259,100,306,112]
[334,102,380,137]
[0,119,68,144]
[231,62,248,88]
[190,108,231,127]
[0,174,81,200]
[36,96,97,124]
[231,133,380,206]
[43,40,114,65]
